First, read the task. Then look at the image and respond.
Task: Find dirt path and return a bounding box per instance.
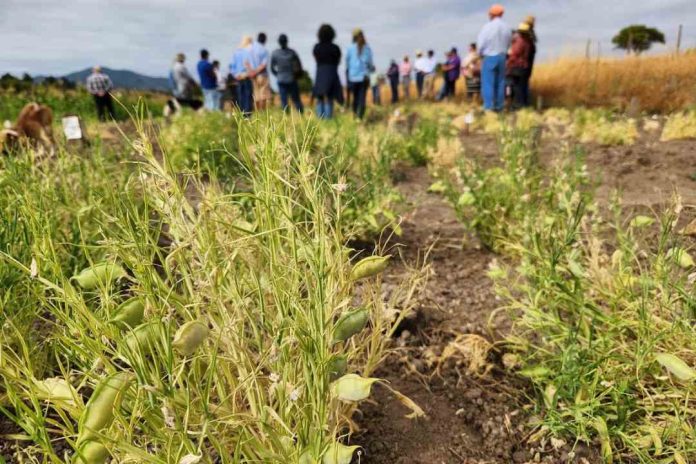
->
[358,166,533,463]
[357,164,603,464]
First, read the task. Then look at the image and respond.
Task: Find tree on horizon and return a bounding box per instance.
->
[612,25,666,54]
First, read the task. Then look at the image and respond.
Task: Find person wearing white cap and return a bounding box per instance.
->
[414,50,427,99]
[423,50,437,99]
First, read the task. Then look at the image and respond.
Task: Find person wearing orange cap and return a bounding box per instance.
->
[476,4,512,111]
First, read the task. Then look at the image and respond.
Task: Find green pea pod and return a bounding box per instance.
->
[72,262,127,290]
[73,440,109,464]
[109,297,145,330]
[350,256,390,281]
[78,372,133,443]
[172,320,209,356]
[332,308,369,344]
[326,355,348,381]
[123,322,163,355]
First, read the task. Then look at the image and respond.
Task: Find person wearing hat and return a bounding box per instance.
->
[476,4,512,111]
[86,65,115,121]
[438,47,461,100]
[271,34,304,113]
[345,28,374,118]
[230,36,255,116]
[423,50,437,99]
[523,15,537,105]
[399,55,412,99]
[507,22,532,110]
[413,50,428,99]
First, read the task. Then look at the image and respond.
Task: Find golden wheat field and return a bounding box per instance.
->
[531,51,696,112]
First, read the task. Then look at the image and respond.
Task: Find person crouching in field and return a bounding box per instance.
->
[271,34,305,113]
[86,66,115,121]
[477,4,511,112]
[507,23,532,110]
[313,24,342,119]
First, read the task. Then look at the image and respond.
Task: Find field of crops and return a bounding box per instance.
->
[2,100,696,464]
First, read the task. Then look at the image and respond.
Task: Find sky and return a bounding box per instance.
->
[2,0,695,79]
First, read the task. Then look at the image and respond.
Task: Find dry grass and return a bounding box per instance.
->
[532,51,696,113]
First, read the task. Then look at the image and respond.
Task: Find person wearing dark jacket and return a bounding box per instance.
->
[506,23,532,110]
[386,60,399,104]
[523,15,537,105]
[313,24,342,119]
[271,34,304,112]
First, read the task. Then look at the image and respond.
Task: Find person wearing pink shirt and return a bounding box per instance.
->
[399,55,412,99]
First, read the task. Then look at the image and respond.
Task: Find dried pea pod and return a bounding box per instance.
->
[72,263,127,290]
[332,308,369,344]
[73,440,109,464]
[322,443,360,464]
[655,352,696,381]
[109,297,145,330]
[78,372,133,442]
[349,256,389,281]
[331,373,379,402]
[172,320,209,356]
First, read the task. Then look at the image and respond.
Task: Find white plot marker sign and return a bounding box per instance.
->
[62,116,83,140]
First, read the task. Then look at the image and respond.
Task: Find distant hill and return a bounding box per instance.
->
[36,67,170,91]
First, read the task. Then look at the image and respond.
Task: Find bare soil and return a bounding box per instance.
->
[356,129,696,463]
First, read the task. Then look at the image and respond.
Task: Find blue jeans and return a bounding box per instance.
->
[212,90,222,110]
[236,79,253,115]
[202,88,218,110]
[316,97,334,119]
[481,54,507,111]
[278,82,304,112]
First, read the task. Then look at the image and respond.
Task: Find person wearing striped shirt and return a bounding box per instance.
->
[86,66,115,121]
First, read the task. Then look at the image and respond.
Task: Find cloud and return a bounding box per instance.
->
[1,0,694,78]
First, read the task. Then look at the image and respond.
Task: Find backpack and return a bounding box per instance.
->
[291,50,303,79]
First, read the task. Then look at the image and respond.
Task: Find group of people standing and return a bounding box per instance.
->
[477,4,537,111]
[158,3,537,121]
[381,5,537,111]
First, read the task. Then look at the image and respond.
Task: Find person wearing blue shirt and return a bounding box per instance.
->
[477,4,512,111]
[345,28,374,118]
[197,49,218,111]
[230,36,254,116]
